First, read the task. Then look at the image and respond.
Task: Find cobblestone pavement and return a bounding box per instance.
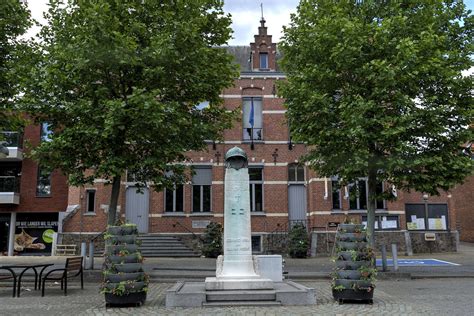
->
[1,279,473,315]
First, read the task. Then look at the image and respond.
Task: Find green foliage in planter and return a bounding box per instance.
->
[202,222,223,258]
[288,223,309,258]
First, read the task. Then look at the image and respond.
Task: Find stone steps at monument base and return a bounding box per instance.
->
[206,290,276,302]
[202,301,282,307]
[137,234,200,257]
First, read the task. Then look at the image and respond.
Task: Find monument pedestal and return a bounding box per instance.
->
[205,277,274,291]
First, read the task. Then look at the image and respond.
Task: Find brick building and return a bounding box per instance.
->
[0,123,68,255]
[59,19,466,254]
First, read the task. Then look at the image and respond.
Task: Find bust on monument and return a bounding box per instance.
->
[205,146,274,290]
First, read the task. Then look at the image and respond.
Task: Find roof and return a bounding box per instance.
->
[223,46,283,72]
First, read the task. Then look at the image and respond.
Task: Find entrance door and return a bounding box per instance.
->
[288,184,307,226]
[125,186,149,233]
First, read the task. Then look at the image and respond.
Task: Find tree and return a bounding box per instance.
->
[0,0,31,136]
[279,0,473,246]
[20,0,237,225]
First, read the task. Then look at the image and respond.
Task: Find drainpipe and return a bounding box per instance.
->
[7,212,16,256]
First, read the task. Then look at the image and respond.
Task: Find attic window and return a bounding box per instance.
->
[259,53,268,70]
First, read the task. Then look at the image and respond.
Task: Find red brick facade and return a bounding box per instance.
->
[60,21,469,250]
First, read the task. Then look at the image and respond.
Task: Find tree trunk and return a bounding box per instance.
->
[107,175,122,226]
[367,166,377,248]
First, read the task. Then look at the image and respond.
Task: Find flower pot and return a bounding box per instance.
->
[105,291,147,307]
[106,272,145,283]
[105,281,146,292]
[337,233,366,242]
[114,263,143,273]
[336,270,361,280]
[106,244,139,255]
[339,224,365,233]
[338,251,354,261]
[336,260,371,270]
[108,254,141,264]
[109,235,137,245]
[335,279,372,289]
[107,225,138,236]
[332,288,374,303]
[338,241,358,250]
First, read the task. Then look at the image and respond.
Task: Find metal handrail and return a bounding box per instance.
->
[173,221,204,241]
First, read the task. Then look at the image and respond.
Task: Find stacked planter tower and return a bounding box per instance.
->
[332,223,376,304]
[102,224,148,307]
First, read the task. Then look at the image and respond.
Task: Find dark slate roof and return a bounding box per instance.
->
[223,46,284,72]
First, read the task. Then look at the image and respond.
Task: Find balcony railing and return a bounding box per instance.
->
[0,132,23,148]
[0,176,20,193]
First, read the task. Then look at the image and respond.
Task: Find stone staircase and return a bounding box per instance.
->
[138,234,200,257]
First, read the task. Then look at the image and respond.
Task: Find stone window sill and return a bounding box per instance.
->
[84,212,96,216]
[251,212,266,216]
[190,213,213,217]
[162,212,186,217]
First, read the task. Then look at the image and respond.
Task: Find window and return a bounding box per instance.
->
[86,190,96,213]
[192,167,212,212]
[349,180,384,210]
[242,97,263,141]
[252,235,262,253]
[288,164,305,182]
[40,122,52,142]
[406,203,448,231]
[249,167,263,212]
[332,180,342,209]
[259,53,268,69]
[362,215,399,230]
[36,167,52,196]
[165,185,184,212]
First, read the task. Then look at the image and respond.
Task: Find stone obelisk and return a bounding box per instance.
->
[205,147,273,290]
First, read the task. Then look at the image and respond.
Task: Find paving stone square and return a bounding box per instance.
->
[1,279,474,315]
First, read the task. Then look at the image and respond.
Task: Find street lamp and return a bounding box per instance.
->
[422,193,429,230]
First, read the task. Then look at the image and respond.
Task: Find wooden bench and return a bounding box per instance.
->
[41,257,84,296]
[55,244,77,256]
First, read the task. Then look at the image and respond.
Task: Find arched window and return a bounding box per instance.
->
[288,164,305,182]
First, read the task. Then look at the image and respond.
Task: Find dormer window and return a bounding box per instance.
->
[259,53,268,70]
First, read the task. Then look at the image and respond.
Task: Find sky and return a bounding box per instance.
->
[25,0,474,46]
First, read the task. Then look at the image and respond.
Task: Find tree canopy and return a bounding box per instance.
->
[0,0,31,133]
[20,0,237,224]
[280,0,473,244]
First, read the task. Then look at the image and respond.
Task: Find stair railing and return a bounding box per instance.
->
[172,221,204,242]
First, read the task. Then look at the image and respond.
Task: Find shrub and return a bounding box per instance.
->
[202,222,223,258]
[288,223,309,258]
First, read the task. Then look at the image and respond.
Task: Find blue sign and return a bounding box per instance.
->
[376,259,460,267]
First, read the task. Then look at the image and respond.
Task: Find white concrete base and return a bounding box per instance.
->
[205,276,274,290]
[166,281,316,307]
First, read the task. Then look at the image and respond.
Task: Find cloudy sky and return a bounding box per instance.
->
[26,0,474,46]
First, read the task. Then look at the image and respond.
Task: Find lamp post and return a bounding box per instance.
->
[422,193,429,230]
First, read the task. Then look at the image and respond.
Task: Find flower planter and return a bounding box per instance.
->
[114,263,143,273]
[338,241,367,250]
[335,279,372,289]
[106,244,139,255]
[336,270,361,280]
[336,260,371,270]
[333,224,375,304]
[337,233,366,242]
[109,235,137,245]
[106,272,144,283]
[332,288,374,304]
[108,254,141,264]
[339,224,365,233]
[107,225,138,236]
[105,291,147,307]
[102,224,147,307]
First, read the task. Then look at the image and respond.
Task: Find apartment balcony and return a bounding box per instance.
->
[0,132,23,161]
[0,176,20,204]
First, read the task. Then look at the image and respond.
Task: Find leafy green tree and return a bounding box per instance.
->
[280,0,473,245]
[20,0,237,225]
[0,0,31,136]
